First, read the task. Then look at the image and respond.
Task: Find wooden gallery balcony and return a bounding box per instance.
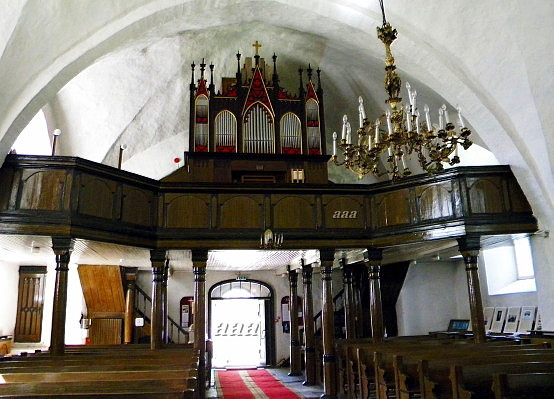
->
[0,154,537,250]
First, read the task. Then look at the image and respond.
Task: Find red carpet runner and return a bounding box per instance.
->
[216,369,301,399]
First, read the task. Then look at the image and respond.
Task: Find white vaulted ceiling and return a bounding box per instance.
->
[0,1,552,265]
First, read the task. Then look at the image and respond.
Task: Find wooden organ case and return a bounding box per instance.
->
[167,44,330,185]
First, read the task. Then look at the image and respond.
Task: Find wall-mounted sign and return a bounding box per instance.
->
[332,210,358,219]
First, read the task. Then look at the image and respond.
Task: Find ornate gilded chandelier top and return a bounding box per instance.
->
[332,0,472,181]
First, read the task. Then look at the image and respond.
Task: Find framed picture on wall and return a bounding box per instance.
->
[503,307,521,333]
[483,307,494,331]
[490,307,507,333]
[517,306,536,333]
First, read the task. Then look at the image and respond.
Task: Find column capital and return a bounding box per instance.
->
[191,249,209,267]
[364,247,383,263]
[150,248,167,265]
[51,236,74,258]
[457,235,481,253]
[318,248,335,269]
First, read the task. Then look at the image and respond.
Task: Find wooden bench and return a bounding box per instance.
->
[492,372,554,399]
[393,344,552,399]
[451,360,554,399]
[0,346,199,398]
[419,353,554,399]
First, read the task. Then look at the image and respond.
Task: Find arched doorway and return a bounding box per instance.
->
[208,279,275,368]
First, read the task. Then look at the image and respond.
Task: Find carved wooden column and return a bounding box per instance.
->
[123,267,138,344]
[342,259,356,339]
[301,260,316,385]
[192,249,208,398]
[288,267,302,376]
[150,249,166,350]
[353,267,364,338]
[162,259,169,344]
[458,236,486,343]
[365,248,385,342]
[320,248,337,399]
[50,237,74,356]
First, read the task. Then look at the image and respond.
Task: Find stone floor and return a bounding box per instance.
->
[207,368,324,399]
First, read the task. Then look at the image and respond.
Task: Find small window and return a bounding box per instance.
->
[482,234,536,295]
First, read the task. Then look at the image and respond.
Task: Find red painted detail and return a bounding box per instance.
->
[196,79,209,96]
[243,68,273,114]
[309,148,321,155]
[307,120,319,127]
[282,147,301,155]
[195,145,208,152]
[174,157,181,163]
[225,87,237,97]
[216,146,236,153]
[196,117,208,123]
[306,81,318,102]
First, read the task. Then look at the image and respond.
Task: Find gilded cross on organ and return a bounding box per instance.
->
[252,40,262,55]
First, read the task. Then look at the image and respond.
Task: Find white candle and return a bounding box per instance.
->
[405,104,412,131]
[457,105,465,128]
[386,110,392,135]
[341,115,347,140]
[442,104,450,124]
[406,82,413,107]
[332,132,337,156]
[358,96,366,127]
[346,122,352,144]
[375,118,380,144]
[424,104,432,131]
[438,108,444,130]
[415,111,420,134]
[411,89,417,111]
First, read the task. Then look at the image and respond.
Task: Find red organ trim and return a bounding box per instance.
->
[309,148,321,155]
[306,82,319,102]
[307,120,319,127]
[195,145,209,152]
[216,146,237,153]
[282,147,302,155]
[196,117,208,124]
[196,79,209,96]
[243,68,274,115]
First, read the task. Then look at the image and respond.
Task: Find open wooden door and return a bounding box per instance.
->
[15,266,47,342]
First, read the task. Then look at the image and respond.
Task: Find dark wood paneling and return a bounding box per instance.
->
[19,170,67,211]
[322,195,365,229]
[0,156,538,249]
[272,195,315,229]
[219,194,263,229]
[416,182,454,221]
[121,186,153,226]
[0,168,14,211]
[508,179,533,213]
[164,194,210,229]
[78,175,116,219]
[373,189,411,228]
[467,177,504,214]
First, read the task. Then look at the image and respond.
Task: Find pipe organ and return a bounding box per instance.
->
[182,43,329,184]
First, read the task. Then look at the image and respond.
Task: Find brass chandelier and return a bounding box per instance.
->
[332,1,472,181]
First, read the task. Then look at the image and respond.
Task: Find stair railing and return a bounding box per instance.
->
[135,285,189,344]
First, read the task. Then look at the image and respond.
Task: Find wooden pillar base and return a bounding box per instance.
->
[50,237,74,356]
[458,236,486,343]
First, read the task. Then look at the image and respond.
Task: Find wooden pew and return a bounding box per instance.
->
[419,353,554,399]
[492,372,554,399]
[450,361,554,399]
[0,346,199,398]
[394,345,552,399]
